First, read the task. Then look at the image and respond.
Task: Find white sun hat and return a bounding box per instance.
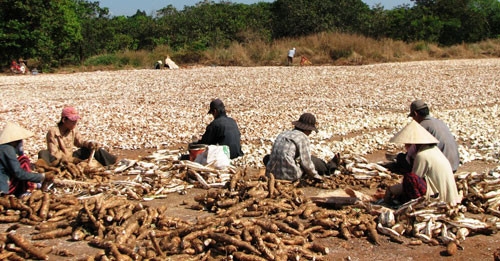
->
[389,120,439,144]
[0,122,34,145]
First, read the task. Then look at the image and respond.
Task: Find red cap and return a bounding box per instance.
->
[61,107,81,121]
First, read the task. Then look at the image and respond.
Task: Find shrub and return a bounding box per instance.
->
[84,54,119,66]
[413,41,429,51]
[329,48,352,60]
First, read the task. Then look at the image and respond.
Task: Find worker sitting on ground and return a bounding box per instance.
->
[155,60,162,69]
[300,56,312,66]
[264,113,327,182]
[38,106,117,167]
[10,61,21,74]
[0,122,54,197]
[384,120,461,206]
[192,98,244,160]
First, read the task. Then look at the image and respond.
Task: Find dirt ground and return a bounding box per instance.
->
[3,148,495,261]
[126,148,500,261]
[120,148,500,261]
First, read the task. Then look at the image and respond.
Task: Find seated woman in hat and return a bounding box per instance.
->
[0,122,54,197]
[385,120,461,206]
[38,106,117,167]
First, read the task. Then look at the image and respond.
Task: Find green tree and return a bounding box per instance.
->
[467,0,500,39]
[108,16,136,52]
[270,0,371,38]
[159,0,272,52]
[0,0,44,65]
[122,10,158,50]
[410,0,499,45]
[362,4,391,39]
[74,0,112,62]
[0,0,83,68]
[383,4,441,42]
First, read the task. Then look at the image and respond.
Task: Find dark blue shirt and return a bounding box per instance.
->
[199,114,244,159]
[0,144,44,194]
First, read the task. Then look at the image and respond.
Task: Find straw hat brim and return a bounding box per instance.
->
[0,122,34,145]
[389,120,439,144]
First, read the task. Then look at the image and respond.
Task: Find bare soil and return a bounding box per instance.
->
[3,148,495,261]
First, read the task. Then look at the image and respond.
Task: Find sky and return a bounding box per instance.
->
[98,0,413,17]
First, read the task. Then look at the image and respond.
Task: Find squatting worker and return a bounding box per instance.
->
[386,120,461,206]
[38,106,117,167]
[0,122,54,197]
[194,99,244,159]
[264,113,323,182]
[394,100,460,173]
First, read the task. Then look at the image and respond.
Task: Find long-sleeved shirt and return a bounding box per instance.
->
[413,144,461,206]
[0,144,44,194]
[266,129,318,181]
[420,116,460,172]
[46,125,92,163]
[198,114,244,159]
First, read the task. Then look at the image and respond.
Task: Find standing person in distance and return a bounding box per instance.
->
[287,47,296,66]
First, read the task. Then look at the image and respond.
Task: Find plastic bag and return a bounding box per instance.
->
[195,145,230,169]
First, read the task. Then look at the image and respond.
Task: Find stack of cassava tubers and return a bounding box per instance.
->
[0,191,80,260]
[39,149,400,201]
[32,149,237,200]
[0,162,498,259]
[0,169,380,260]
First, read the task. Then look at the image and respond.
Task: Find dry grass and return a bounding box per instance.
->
[193,32,500,67]
[48,32,500,72]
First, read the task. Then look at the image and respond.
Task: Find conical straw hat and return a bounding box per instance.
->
[0,122,34,145]
[389,120,439,144]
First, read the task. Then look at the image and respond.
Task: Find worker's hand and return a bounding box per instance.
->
[333,152,341,166]
[43,171,55,182]
[307,172,324,183]
[88,141,100,150]
[60,156,81,165]
[41,171,56,191]
[61,156,72,165]
[50,158,62,167]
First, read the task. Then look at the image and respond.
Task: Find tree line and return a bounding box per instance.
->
[1,0,499,70]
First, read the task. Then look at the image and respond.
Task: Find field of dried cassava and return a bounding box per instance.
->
[0,59,499,260]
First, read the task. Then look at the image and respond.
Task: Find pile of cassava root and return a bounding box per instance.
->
[31,147,398,201]
[0,168,381,261]
[0,163,499,260]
